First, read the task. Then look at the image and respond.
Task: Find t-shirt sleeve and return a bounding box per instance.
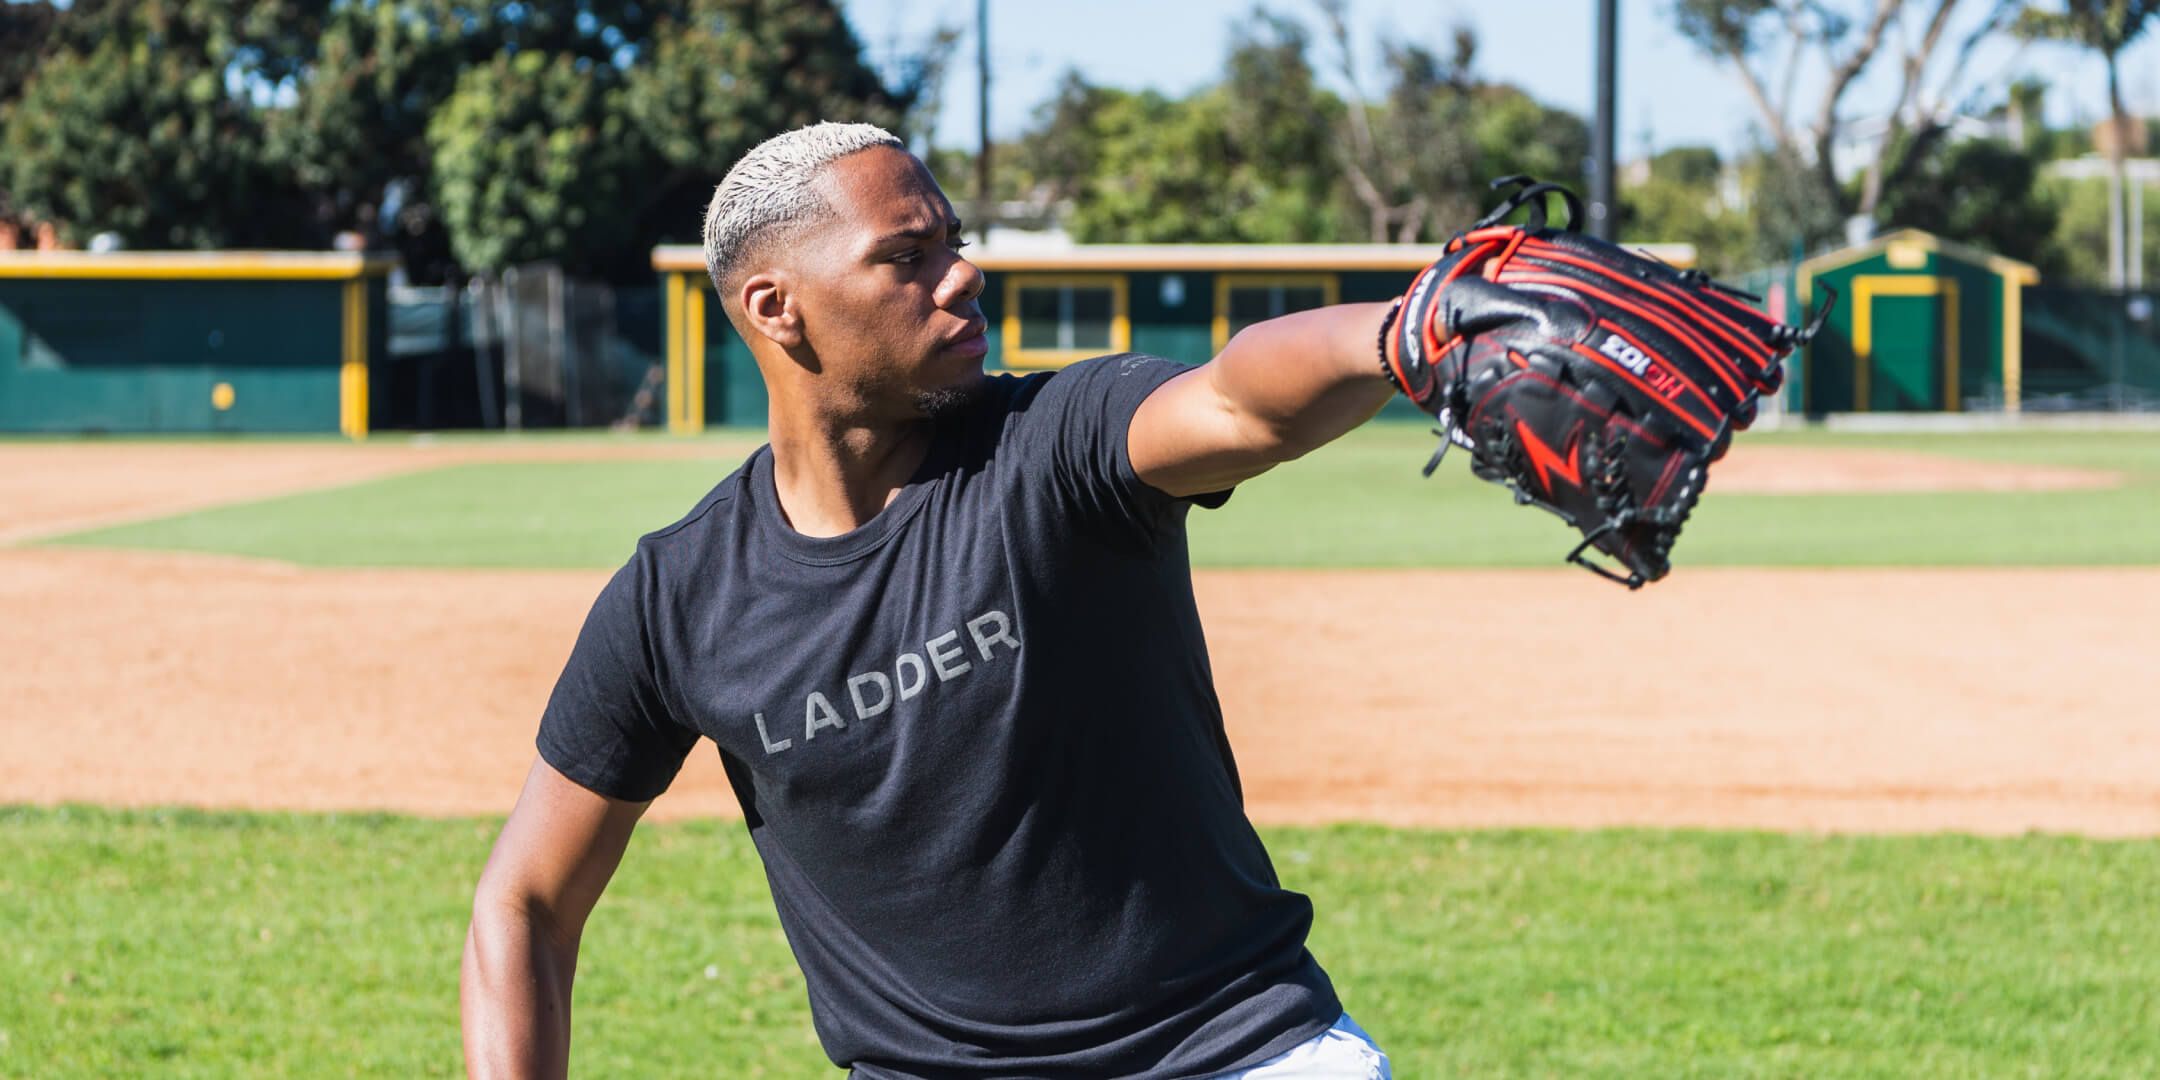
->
[1005,353,1231,541]
[535,552,699,803]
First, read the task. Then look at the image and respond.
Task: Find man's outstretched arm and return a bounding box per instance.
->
[1129,302,1398,498]
[463,756,649,1079]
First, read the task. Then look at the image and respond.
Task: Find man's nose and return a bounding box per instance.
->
[940,255,986,309]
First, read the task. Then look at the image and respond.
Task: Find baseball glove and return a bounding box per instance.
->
[1383,176,1831,588]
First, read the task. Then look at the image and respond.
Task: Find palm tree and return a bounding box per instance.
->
[2016,0,2160,287]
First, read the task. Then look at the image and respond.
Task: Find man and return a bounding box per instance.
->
[461,122,1400,1078]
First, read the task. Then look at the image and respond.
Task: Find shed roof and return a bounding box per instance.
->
[1797,228,2040,287]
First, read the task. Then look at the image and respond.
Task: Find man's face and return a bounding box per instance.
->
[791,146,988,420]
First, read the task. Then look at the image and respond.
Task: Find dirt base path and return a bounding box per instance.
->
[4,547,2153,835]
[1711,444,2121,493]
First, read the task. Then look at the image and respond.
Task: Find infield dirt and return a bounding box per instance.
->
[3,440,2151,835]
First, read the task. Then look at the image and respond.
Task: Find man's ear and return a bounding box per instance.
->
[739,271,804,349]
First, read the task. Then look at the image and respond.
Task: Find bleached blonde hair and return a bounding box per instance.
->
[701,121,905,299]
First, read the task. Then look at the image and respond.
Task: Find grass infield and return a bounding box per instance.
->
[39,427,2160,569]
[3,806,2156,1077]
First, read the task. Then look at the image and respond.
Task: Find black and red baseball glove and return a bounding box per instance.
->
[1383,176,1831,588]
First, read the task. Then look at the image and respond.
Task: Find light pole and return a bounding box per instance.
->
[975,0,992,246]
[1590,0,1618,241]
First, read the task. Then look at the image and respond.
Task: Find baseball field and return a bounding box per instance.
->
[4,425,2158,1076]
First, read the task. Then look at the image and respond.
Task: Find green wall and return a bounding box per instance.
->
[2022,287,2160,405]
[691,266,1427,427]
[0,277,379,434]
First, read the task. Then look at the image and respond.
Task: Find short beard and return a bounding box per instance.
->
[912,377,985,421]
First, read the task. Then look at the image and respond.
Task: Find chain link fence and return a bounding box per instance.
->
[2020,288,2160,412]
[384,264,665,431]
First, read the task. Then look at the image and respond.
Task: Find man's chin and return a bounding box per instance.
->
[912,372,988,421]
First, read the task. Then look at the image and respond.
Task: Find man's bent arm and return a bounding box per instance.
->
[1130,302,1398,498]
[463,757,649,1079]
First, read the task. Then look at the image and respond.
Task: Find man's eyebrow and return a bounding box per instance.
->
[870,219,965,247]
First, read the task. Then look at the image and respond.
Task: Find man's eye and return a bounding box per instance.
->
[892,250,920,264]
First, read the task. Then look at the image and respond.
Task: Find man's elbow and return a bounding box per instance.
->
[470,876,577,955]
[1217,393,1334,467]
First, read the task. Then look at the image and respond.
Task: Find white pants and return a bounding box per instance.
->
[1214,1013,1390,1079]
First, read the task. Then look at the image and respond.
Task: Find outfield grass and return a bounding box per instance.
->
[1197,427,2160,568]
[46,460,745,569]
[37,427,2160,569]
[3,806,2155,1077]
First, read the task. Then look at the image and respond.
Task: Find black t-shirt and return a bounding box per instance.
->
[537,354,1340,1078]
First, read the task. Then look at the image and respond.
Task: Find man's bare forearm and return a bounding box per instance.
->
[1203,301,1398,460]
[462,898,578,1079]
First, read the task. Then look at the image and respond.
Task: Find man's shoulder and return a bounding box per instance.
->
[624,450,757,572]
[990,353,1180,413]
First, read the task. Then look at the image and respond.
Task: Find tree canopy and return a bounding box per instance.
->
[0,0,2147,285]
[0,0,933,280]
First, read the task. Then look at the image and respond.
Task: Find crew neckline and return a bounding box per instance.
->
[749,428,953,566]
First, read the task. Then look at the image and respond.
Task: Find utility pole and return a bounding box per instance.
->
[975,0,992,246]
[1590,0,1618,241]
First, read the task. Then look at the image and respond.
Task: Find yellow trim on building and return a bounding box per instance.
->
[0,251,396,280]
[1852,275,1960,413]
[1001,273,1131,369]
[665,273,687,433]
[684,282,707,432]
[1211,273,1342,351]
[650,242,1696,275]
[2002,276,2025,413]
[339,280,370,439]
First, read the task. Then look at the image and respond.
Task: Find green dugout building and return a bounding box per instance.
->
[0,251,394,436]
[648,242,1700,433]
[1796,229,2040,413]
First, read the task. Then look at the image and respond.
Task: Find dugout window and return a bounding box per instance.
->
[1212,274,1340,350]
[1002,274,1130,368]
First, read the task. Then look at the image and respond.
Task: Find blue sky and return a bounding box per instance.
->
[842,0,2160,160]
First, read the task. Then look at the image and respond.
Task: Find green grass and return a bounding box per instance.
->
[1194,426,2160,568]
[35,427,2160,568]
[47,460,747,569]
[4,806,2156,1077]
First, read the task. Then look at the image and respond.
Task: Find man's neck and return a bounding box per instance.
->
[766,413,933,538]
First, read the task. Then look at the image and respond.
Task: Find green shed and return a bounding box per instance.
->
[647,241,1699,433]
[0,251,393,436]
[1795,229,2040,413]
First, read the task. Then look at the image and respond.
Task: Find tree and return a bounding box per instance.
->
[425,51,651,277]
[2016,0,2160,286]
[1063,90,1250,243]
[0,0,59,108]
[1003,70,1120,208]
[1670,0,2020,258]
[1214,9,1343,242]
[0,0,929,275]
[1318,2,1480,241]
[267,1,681,281]
[994,3,1592,244]
[622,0,933,269]
[0,0,319,248]
[2043,169,2160,285]
[1473,84,1593,203]
[1042,10,1348,244]
[1621,147,1755,273]
[415,0,929,279]
[0,0,62,229]
[1878,136,2066,275]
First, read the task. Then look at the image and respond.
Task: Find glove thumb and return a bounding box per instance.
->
[1441,276,1594,345]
